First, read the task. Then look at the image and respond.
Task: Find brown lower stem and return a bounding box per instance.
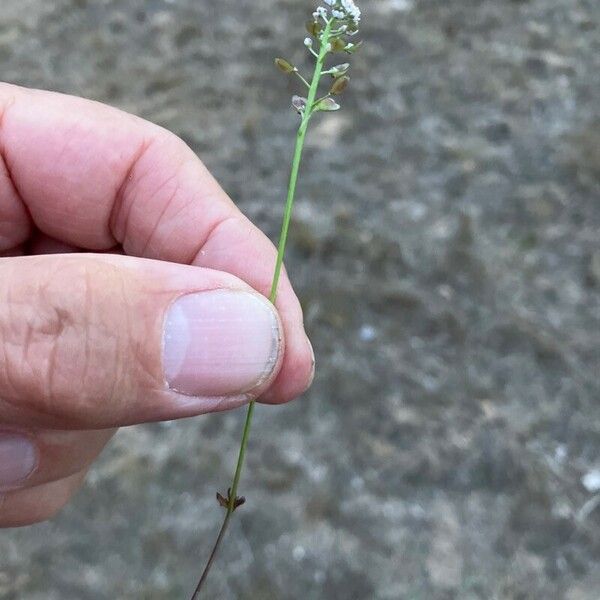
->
[190,511,232,600]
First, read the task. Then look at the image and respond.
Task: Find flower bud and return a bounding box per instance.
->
[344,40,363,54]
[330,75,350,95]
[292,95,307,113]
[275,58,295,74]
[304,37,313,47]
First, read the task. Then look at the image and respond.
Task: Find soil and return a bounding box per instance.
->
[0,0,599,598]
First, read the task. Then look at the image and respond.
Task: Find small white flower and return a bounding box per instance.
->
[304,37,313,47]
[323,0,335,5]
[331,9,345,19]
[316,7,328,18]
[341,0,361,22]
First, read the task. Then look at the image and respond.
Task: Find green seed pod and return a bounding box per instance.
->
[275,58,295,74]
[331,63,350,78]
[330,75,350,95]
[306,20,322,36]
[331,37,347,53]
[315,97,341,112]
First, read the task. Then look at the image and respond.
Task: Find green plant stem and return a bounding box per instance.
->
[191,21,333,600]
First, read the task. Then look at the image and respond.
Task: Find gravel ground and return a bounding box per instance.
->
[1,0,599,598]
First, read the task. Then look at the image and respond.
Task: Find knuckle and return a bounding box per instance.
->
[112,132,194,256]
[0,258,132,422]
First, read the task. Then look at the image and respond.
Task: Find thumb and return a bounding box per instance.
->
[0,254,283,429]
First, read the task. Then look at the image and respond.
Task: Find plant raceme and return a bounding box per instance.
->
[279,0,362,117]
[191,3,363,597]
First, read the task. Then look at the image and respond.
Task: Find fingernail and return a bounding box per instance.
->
[0,433,37,489]
[163,289,281,397]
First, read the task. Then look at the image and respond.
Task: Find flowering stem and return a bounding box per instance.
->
[190,20,333,599]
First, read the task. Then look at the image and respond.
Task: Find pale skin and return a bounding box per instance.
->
[0,83,314,527]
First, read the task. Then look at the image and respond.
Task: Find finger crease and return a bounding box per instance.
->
[139,174,182,258]
[190,213,241,266]
[0,95,33,245]
[0,97,20,197]
[109,137,155,245]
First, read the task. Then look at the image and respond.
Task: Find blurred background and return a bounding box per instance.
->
[1,0,599,598]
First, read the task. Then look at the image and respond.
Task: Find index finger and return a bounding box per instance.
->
[0,83,313,405]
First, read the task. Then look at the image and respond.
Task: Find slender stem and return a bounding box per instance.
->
[191,21,333,600]
[293,70,311,89]
[190,512,232,597]
[270,25,332,300]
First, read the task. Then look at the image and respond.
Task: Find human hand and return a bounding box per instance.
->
[0,84,314,526]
